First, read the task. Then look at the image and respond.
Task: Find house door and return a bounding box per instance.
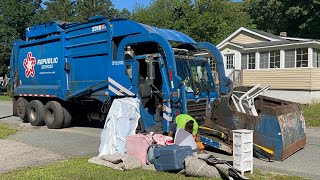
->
[224,54,235,77]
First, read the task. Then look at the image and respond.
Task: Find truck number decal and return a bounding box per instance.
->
[112,61,124,65]
[92,24,106,32]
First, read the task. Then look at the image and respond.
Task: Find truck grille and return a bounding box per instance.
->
[187,99,207,122]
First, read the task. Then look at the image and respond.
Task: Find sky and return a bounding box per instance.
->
[112,0,152,12]
[112,0,243,12]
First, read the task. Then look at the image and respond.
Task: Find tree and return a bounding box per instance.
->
[132,0,193,31]
[245,0,320,38]
[77,0,118,21]
[0,0,41,76]
[43,0,77,22]
[0,0,41,39]
[116,8,131,19]
[189,0,251,44]
[132,0,251,44]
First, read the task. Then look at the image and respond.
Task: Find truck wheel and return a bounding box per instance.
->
[17,97,29,122]
[44,101,64,129]
[27,100,45,126]
[62,107,72,128]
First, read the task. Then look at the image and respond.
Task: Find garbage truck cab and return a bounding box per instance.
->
[10,16,231,132]
[110,19,231,132]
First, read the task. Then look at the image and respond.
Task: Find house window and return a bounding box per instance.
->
[225,54,234,69]
[209,57,216,72]
[296,48,308,67]
[285,49,295,68]
[241,53,248,69]
[313,49,320,68]
[248,53,256,69]
[259,51,269,69]
[270,50,280,68]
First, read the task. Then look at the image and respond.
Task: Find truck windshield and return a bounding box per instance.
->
[175,59,214,94]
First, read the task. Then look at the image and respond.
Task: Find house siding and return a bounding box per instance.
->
[241,68,320,90]
[311,69,320,90]
[230,31,266,45]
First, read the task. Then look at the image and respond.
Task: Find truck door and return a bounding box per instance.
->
[107,60,138,97]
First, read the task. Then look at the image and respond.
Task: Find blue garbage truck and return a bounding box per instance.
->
[10,16,305,160]
[10,16,231,130]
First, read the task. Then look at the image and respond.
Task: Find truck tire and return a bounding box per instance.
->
[17,97,29,122]
[44,101,64,129]
[62,107,72,128]
[27,100,45,126]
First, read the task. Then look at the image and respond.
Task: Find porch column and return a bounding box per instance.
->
[308,48,313,67]
[280,49,285,68]
[255,52,260,69]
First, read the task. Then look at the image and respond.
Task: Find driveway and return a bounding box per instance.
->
[0,101,320,179]
[0,100,101,173]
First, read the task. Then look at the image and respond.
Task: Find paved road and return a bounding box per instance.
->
[0,101,320,179]
[0,139,63,173]
[0,101,101,157]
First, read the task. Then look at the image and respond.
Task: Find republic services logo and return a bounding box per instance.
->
[23,52,36,78]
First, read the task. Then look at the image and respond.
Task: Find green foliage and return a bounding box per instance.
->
[0,123,16,139]
[0,0,40,69]
[42,0,77,22]
[132,0,251,45]
[244,0,320,39]
[77,0,117,22]
[117,8,132,19]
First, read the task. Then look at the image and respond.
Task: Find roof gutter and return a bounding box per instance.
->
[243,41,320,51]
[218,41,320,51]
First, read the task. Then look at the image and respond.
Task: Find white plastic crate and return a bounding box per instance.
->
[232,129,253,175]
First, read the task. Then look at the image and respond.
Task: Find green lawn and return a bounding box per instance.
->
[302,103,320,127]
[247,169,309,180]
[0,95,11,101]
[0,123,16,139]
[0,158,307,180]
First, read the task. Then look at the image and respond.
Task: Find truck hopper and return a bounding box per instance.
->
[201,85,306,161]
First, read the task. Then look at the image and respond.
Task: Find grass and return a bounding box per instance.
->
[302,103,320,127]
[0,158,210,180]
[247,169,309,180]
[0,95,12,101]
[0,123,16,139]
[0,158,307,180]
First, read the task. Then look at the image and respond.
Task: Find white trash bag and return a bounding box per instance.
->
[98,98,140,157]
[174,128,198,150]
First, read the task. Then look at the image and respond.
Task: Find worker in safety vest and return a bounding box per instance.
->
[168,114,199,140]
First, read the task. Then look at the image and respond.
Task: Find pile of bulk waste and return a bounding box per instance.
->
[89,98,249,180]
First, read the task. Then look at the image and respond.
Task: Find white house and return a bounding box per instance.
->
[216,27,320,104]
